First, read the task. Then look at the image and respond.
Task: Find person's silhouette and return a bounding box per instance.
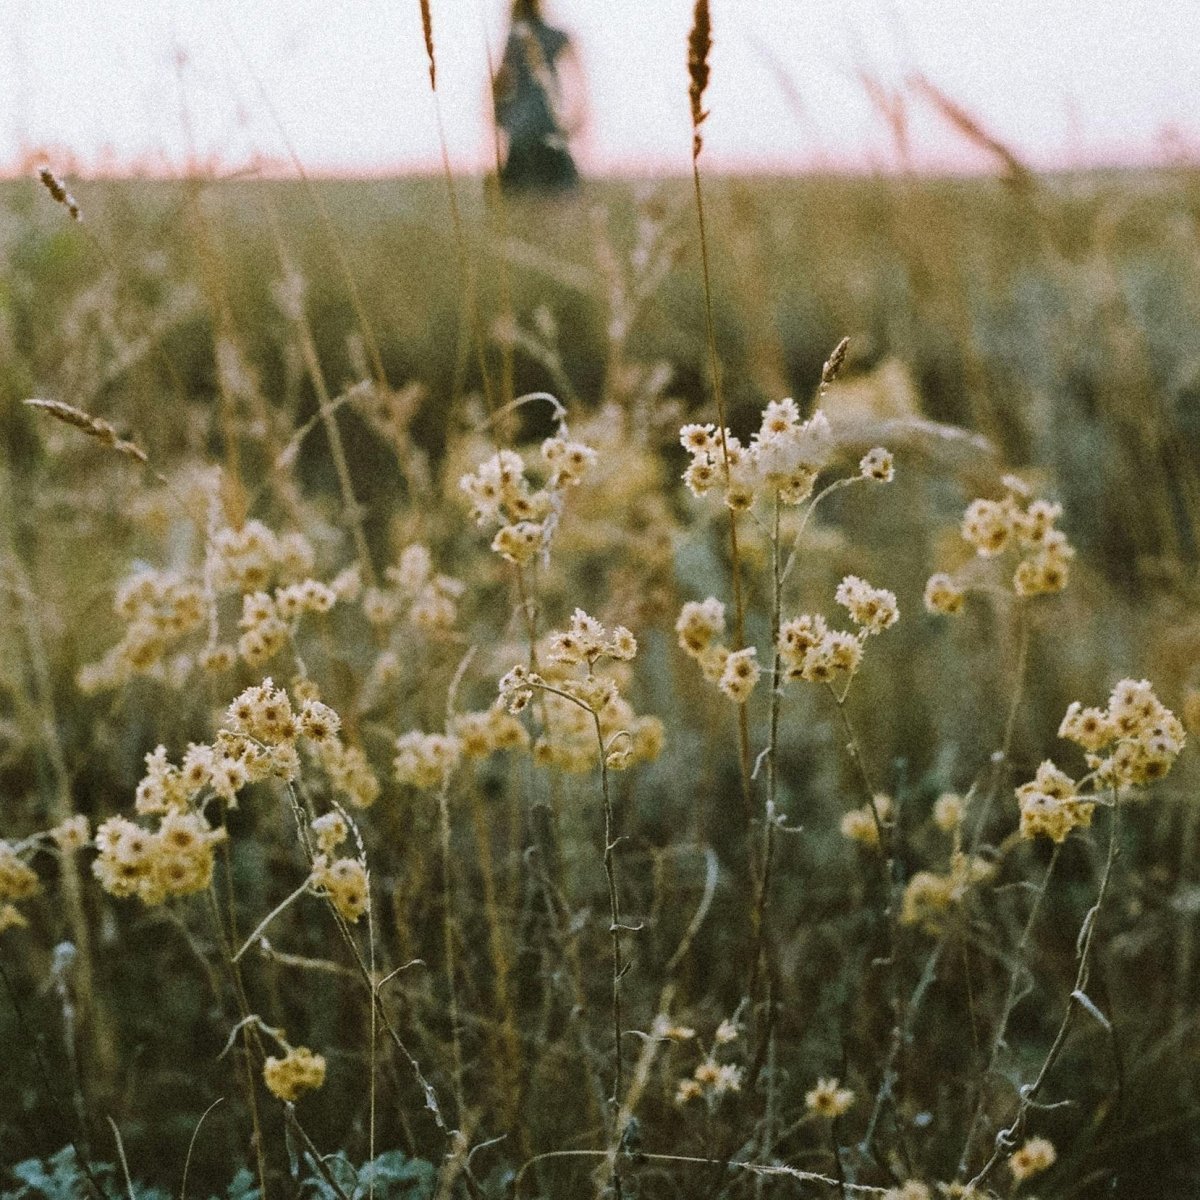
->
[493,0,583,193]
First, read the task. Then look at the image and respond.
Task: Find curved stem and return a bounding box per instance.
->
[957,842,1062,1175]
[968,794,1122,1190]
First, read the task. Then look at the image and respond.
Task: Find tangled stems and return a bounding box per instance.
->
[967,790,1123,1190]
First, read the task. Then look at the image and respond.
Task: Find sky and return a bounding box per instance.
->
[1,0,1198,177]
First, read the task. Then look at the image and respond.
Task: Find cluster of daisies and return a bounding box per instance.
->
[675,576,899,706]
[393,706,529,790]
[80,502,465,693]
[359,542,464,632]
[925,477,1076,615]
[779,575,899,687]
[0,816,90,932]
[459,435,597,565]
[498,609,664,773]
[88,679,373,907]
[669,1016,743,1106]
[1017,679,1185,843]
[680,398,893,510]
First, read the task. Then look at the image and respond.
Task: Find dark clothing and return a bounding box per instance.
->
[495,18,579,193]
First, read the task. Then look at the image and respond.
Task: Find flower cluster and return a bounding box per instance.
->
[310,853,369,922]
[459,436,597,565]
[262,1043,327,1102]
[77,568,206,689]
[94,681,376,907]
[900,853,995,931]
[778,575,898,688]
[681,400,894,512]
[211,520,315,593]
[498,611,663,773]
[882,1185,932,1200]
[393,731,465,789]
[93,810,226,904]
[1017,680,1184,842]
[361,543,465,631]
[673,1017,742,1106]
[0,819,93,933]
[926,478,1075,613]
[674,598,762,703]
[77,513,362,689]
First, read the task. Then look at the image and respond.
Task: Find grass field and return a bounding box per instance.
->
[2,165,1200,1199]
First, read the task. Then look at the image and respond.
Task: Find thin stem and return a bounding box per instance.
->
[436,777,466,1126]
[969,606,1030,855]
[231,878,312,963]
[968,794,1123,1190]
[690,155,752,818]
[592,708,627,1200]
[833,695,903,1152]
[779,477,860,587]
[205,887,270,1200]
[957,842,1062,1175]
[749,493,782,1033]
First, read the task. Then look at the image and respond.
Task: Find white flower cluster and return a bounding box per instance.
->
[459,437,597,565]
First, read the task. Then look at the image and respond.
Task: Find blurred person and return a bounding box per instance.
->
[493,0,586,193]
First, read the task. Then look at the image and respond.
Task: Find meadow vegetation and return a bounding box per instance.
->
[3,23,1200,1199]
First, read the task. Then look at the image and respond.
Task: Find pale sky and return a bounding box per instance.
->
[1,0,1197,176]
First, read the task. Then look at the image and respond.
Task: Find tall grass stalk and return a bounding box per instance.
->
[687,0,753,816]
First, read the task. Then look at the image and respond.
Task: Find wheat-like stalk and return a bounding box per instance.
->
[38,167,81,221]
[24,398,147,463]
[687,0,712,159]
[419,0,436,89]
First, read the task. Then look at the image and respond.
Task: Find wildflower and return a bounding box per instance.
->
[675,597,726,656]
[298,700,341,746]
[311,812,349,855]
[49,815,91,852]
[263,1045,327,1102]
[923,573,965,616]
[1058,702,1115,753]
[319,741,381,808]
[859,447,894,482]
[714,1018,738,1044]
[718,647,760,703]
[840,794,890,848]
[799,629,863,684]
[932,792,965,832]
[393,731,462,789]
[652,1015,696,1042]
[499,664,535,713]
[312,855,370,922]
[805,1076,855,1118]
[0,843,40,901]
[1008,1136,1056,1182]
[835,575,899,634]
[961,498,1015,557]
[1016,761,1093,843]
[883,1185,932,1200]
